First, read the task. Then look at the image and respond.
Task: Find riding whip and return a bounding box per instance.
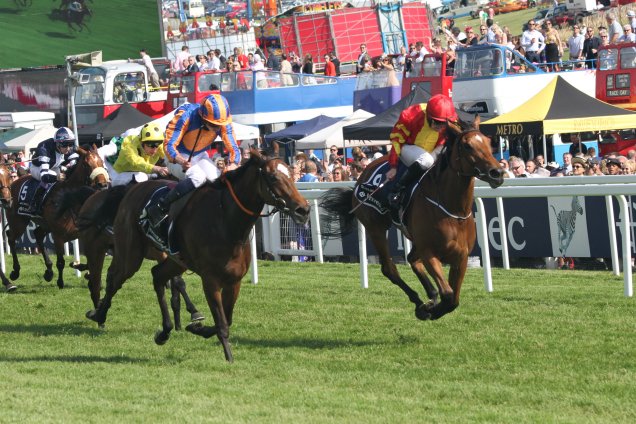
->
[186,127,204,164]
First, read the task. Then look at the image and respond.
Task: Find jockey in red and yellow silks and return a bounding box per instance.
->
[387,94,458,211]
[142,94,240,228]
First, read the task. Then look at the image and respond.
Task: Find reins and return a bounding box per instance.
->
[220,171,282,218]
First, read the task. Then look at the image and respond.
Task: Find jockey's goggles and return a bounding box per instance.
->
[58,142,74,148]
[143,142,161,148]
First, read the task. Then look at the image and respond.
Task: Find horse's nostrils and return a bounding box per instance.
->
[294,206,310,224]
[489,168,505,188]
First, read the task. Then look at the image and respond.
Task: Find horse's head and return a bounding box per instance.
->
[72,146,110,190]
[0,166,13,208]
[446,115,504,189]
[252,150,310,224]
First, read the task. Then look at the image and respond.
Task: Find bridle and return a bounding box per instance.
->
[220,160,296,218]
[449,127,491,180]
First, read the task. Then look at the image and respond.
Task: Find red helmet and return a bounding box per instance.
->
[426,94,457,122]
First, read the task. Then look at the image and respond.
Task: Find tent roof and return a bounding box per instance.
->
[4,125,57,153]
[342,85,432,141]
[481,76,636,136]
[78,103,152,140]
[295,109,375,150]
[264,115,341,142]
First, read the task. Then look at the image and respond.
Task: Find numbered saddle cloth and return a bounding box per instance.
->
[353,161,419,216]
[17,178,56,217]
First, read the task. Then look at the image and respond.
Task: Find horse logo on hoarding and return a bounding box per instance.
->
[550,196,583,257]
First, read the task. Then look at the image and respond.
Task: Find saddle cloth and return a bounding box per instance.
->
[353,161,421,222]
[139,183,192,255]
[17,178,57,217]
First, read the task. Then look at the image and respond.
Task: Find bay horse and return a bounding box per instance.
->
[59,185,204,329]
[86,151,310,362]
[0,165,16,292]
[320,116,504,321]
[3,146,109,291]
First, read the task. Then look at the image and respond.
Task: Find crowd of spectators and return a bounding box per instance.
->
[0,151,28,183]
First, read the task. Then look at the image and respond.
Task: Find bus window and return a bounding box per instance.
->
[113,72,146,103]
[221,72,235,91]
[181,75,195,94]
[599,49,618,70]
[75,69,106,105]
[169,76,182,94]
[620,47,636,69]
[198,73,222,92]
[236,71,253,90]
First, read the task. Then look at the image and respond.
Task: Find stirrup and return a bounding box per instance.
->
[143,204,167,228]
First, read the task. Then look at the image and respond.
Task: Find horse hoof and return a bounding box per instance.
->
[86,309,103,325]
[185,321,203,333]
[154,330,170,345]
[98,323,105,330]
[57,281,64,289]
[9,270,19,280]
[5,284,17,293]
[44,269,54,282]
[190,312,205,322]
[415,304,432,321]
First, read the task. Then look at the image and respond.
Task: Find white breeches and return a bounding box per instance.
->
[167,151,220,188]
[111,171,150,187]
[29,165,57,182]
[400,144,437,169]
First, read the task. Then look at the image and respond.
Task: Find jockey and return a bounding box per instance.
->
[111,123,170,186]
[387,94,458,210]
[142,93,240,227]
[28,127,79,213]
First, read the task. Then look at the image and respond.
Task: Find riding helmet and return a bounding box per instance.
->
[199,94,232,126]
[426,94,458,122]
[54,127,76,143]
[140,123,164,143]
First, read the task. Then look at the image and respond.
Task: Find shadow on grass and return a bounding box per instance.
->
[0,322,99,337]
[0,354,148,364]
[232,335,386,349]
[41,31,75,39]
[0,8,21,14]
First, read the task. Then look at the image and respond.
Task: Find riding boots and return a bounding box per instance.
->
[143,179,195,228]
[388,163,426,211]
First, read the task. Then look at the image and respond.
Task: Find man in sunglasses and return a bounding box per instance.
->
[28,127,80,214]
[142,93,239,228]
[110,123,170,186]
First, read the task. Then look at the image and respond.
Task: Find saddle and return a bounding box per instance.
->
[139,184,193,255]
[17,178,56,218]
[353,161,422,225]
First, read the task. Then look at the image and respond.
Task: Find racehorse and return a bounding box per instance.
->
[320,116,504,321]
[86,150,310,362]
[0,165,17,292]
[3,146,109,291]
[58,185,204,329]
[65,0,91,33]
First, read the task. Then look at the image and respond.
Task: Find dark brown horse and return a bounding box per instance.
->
[321,116,504,321]
[86,151,310,362]
[0,165,17,292]
[61,185,203,329]
[3,146,109,291]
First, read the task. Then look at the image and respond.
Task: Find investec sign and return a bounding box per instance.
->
[495,124,525,136]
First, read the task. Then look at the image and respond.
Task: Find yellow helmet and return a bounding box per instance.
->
[140,123,164,143]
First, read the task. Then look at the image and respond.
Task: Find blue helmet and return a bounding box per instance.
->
[54,127,76,144]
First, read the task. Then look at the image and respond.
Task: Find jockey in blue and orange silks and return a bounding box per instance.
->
[142,93,240,227]
[386,94,458,211]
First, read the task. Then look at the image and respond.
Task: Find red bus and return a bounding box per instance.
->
[595,42,636,111]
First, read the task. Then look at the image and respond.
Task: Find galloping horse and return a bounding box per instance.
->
[4,146,109,291]
[0,165,16,292]
[321,116,504,321]
[86,151,310,362]
[58,185,204,329]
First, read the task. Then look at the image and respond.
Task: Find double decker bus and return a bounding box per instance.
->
[596,42,636,111]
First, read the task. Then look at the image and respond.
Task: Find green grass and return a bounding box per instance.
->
[0,0,161,68]
[1,256,635,422]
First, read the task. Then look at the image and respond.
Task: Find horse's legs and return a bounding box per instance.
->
[33,226,54,282]
[169,278,182,331]
[421,254,461,320]
[150,259,185,345]
[169,275,204,330]
[85,235,107,309]
[6,218,28,281]
[407,248,439,307]
[200,275,233,362]
[222,283,241,327]
[367,228,427,319]
[52,236,66,289]
[86,252,144,326]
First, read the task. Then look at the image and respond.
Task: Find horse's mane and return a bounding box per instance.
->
[429,118,476,180]
[207,152,268,190]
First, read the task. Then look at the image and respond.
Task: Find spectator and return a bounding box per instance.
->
[628,10,636,33]
[525,159,537,174]
[543,21,562,71]
[266,47,281,70]
[619,24,636,43]
[606,12,624,44]
[562,152,573,174]
[582,27,601,69]
[510,156,535,177]
[184,56,199,74]
[331,165,347,182]
[499,158,514,177]
[324,54,336,76]
[604,157,622,175]
[280,54,294,86]
[214,49,226,69]
[570,156,587,176]
[587,157,602,175]
[568,25,585,67]
[568,133,588,155]
[173,45,190,73]
[521,20,545,63]
[330,51,341,76]
[298,160,319,182]
[356,44,368,74]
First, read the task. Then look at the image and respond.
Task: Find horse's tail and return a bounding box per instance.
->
[319,187,356,238]
[76,185,130,232]
[55,186,98,220]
